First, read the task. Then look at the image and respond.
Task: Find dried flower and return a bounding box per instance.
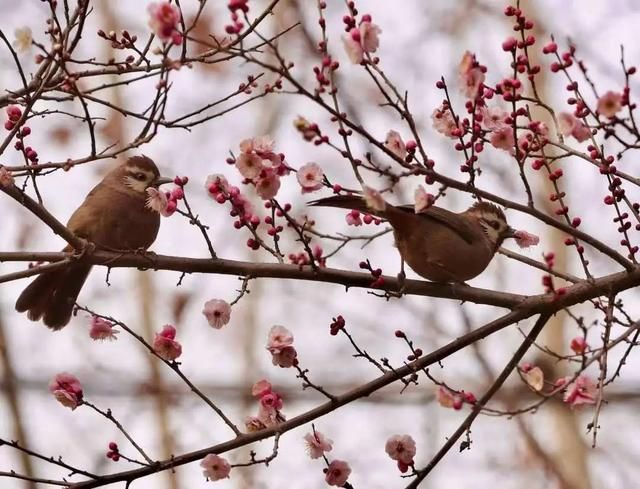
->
[13,27,32,53]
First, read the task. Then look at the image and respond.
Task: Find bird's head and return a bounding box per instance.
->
[118,155,172,195]
[466,201,516,248]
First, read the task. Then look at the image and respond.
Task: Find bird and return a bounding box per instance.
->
[309,194,517,283]
[15,155,172,330]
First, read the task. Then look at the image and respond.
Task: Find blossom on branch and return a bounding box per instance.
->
[89,315,119,341]
[458,51,486,98]
[202,299,232,329]
[514,230,540,248]
[304,430,333,459]
[13,27,32,53]
[562,375,597,408]
[363,186,386,212]
[49,372,83,410]
[148,2,182,45]
[385,434,416,466]
[296,162,324,194]
[597,91,623,118]
[384,130,407,159]
[146,188,176,217]
[431,105,459,139]
[153,325,182,361]
[325,460,352,486]
[558,112,591,142]
[200,454,231,481]
[414,185,434,213]
[342,17,382,64]
[266,325,297,368]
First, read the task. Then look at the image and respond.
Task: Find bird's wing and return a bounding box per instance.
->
[395,205,478,244]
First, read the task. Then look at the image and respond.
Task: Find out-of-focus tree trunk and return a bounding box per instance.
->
[97,4,179,489]
[520,2,592,488]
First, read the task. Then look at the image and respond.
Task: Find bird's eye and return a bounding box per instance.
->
[489,220,500,230]
[135,172,146,181]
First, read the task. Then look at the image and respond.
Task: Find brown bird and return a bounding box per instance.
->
[310,194,517,283]
[15,156,172,330]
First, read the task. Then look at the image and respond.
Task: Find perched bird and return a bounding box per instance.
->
[15,156,172,330]
[310,194,517,283]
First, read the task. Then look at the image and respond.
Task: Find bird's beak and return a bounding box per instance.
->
[504,226,518,239]
[152,176,173,187]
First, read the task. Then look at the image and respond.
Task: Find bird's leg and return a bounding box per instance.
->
[450,280,470,301]
[396,257,407,295]
[70,238,95,261]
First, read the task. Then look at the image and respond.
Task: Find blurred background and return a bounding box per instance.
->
[2,1,640,488]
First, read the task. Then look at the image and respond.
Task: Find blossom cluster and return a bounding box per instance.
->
[266,325,297,368]
[244,379,285,432]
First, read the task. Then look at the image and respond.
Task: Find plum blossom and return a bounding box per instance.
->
[458,51,485,98]
[251,379,272,398]
[384,130,407,159]
[153,325,182,361]
[431,105,458,138]
[414,185,434,213]
[49,372,83,410]
[522,366,544,391]
[479,105,509,131]
[570,337,588,354]
[296,162,324,193]
[489,126,515,151]
[146,188,175,217]
[514,230,540,248]
[342,18,382,64]
[244,415,266,432]
[13,27,32,53]
[363,186,386,212]
[255,171,281,200]
[325,460,352,486]
[258,390,284,426]
[148,2,182,44]
[303,431,333,459]
[385,434,416,465]
[346,209,363,226]
[267,325,293,353]
[597,91,623,118]
[436,385,456,408]
[0,166,14,187]
[266,325,297,368]
[558,112,591,142]
[89,316,119,341]
[200,454,231,481]
[202,299,231,329]
[205,174,229,196]
[563,375,597,408]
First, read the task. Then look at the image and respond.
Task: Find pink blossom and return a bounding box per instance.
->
[342,20,382,64]
[414,185,434,213]
[202,299,232,329]
[363,186,386,212]
[260,391,283,411]
[436,385,456,408]
[385,434,416,465]
[255,171,281,200]
[345,209,363,226]
[431,105,458,138]
[522,366,544,391]
[489,126,515,151]
[257,389,284,426]
[479,105,509,131]
[558,112,591,142]
[514,230,540,248]
[272,345,298,368]
[205,174,229,196]
[89,316,119,341]
[251,379,272,398]
[49,372,83,410]
[563,375,597,408]
[570,337,588,354]
[244,415,266,432]
[153,325,182,361]
[325,460,352,487]
[0,166,14,187]
[200,454,231,481]
[145,188,175,217]
[266,325,294,354]
[597,91,623,118]
[303,431,333,459]
[147,2,182,44]
[236,153,263,179]
[384,130,407,159]
[297,162,324,193]
[458,51,485,98]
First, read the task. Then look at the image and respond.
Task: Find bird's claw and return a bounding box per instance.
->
[71,238,95,260]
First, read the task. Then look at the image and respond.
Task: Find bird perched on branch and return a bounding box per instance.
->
[309,194,517,283]
[15,156,172,330]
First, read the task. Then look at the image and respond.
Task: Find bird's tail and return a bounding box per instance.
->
[308,194,388,218]
[15,264,92,330]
